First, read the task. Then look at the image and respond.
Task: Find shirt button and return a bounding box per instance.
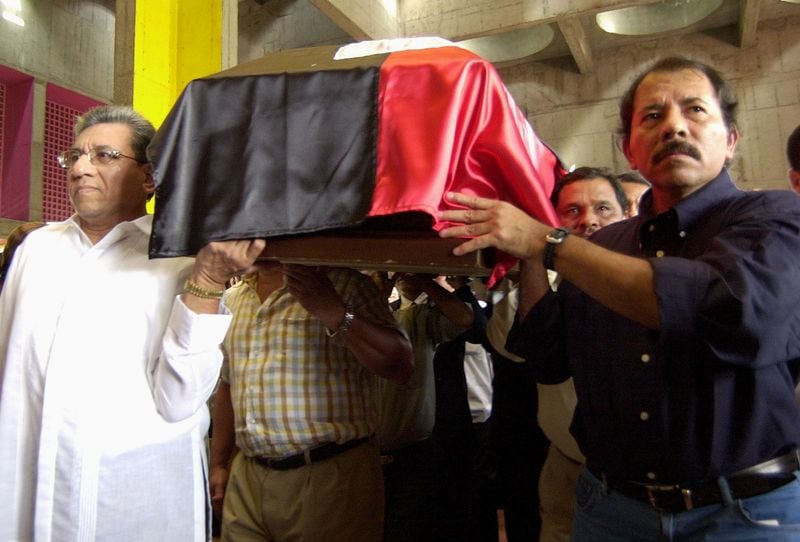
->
[647,471,657,480]
[649,225,656,232]
[655,250,665,257]
[641,353,651,363]
[640,411,650,421]
[679,231,687,238]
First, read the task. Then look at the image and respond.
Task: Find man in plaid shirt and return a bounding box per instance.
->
[210,262,413,542]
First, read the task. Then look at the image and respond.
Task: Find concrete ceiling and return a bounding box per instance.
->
[302,0,800,73]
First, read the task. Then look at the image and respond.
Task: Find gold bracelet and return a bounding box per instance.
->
[183,279,224,299]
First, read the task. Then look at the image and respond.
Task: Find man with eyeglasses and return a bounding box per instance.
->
[0,105,265,542]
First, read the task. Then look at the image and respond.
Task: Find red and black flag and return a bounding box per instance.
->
[148,45,563,285]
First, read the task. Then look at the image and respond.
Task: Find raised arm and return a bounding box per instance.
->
[439,192,659,329]
[181,239,266,313]
[282,265,414,384]
[153,238,265,422]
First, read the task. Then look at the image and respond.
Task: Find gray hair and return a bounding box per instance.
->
[74,105,155,163]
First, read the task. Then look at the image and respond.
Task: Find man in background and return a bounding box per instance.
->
[379,273,475,541]
[538,166,629,542]
[550,166,628,236]
[617,170,651,215]
[0,221,44,292]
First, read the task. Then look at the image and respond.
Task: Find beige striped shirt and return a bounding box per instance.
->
[221,268,401,458]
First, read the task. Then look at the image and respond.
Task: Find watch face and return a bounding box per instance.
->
[546,228,569,243]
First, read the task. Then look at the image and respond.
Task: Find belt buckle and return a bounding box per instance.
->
[681,488,694,511]
[645,483,693,512]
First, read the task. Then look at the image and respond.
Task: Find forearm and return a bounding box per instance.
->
[551,236,660,329]
[517,258,552,319]
[210,381,237,469]
[153,297,229,422]
[421,284,474,330]
[340,318,414,384]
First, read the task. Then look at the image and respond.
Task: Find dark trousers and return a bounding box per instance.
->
[382,438,440,542]
[491,352,550,542]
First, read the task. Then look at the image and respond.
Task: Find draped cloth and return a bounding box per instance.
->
[148,45,562,285]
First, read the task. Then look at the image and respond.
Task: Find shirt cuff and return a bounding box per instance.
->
[168,295,233,352]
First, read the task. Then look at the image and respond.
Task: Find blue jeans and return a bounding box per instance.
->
[571,466,800,541]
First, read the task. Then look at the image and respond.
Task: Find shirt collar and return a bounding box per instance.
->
[638,169,739,232]
[670,169,739,231]
[242,272,259,291]
[66,213,152,246]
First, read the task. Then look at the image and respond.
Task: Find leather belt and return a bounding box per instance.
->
[606,449,800,513]
[380,437,435,466]
[253,437,368,471]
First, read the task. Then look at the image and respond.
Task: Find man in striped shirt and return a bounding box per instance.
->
[210,262,413,542]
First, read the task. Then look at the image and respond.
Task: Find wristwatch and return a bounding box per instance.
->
[326,303,355,338]
[543,227,570,271]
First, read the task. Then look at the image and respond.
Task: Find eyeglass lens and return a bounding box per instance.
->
[56,146,127,169]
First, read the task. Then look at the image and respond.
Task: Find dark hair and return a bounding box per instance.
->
[618,56,738,148]
[74,105,155,164]
[788,125,800,171]
[616,170,650,187]
[551,166,628,212]
[0,221,45,292]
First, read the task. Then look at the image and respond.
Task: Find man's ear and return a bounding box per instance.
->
[725,127,740,163]
[622,139,635,169]
[790,169,800,195]
[142,163,155,196]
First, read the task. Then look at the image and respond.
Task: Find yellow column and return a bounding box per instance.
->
[132,0,223,128]
[127,0,224,212]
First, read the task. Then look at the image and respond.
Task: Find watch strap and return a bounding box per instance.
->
[543,227,570,271]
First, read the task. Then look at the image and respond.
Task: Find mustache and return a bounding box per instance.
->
[652,140,701,164]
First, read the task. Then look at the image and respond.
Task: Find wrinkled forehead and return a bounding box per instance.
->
[633,68,716,108]
[559,177,617,202]
[73,122,134,150]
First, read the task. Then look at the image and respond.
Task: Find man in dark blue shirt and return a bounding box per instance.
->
[438,57,800,540]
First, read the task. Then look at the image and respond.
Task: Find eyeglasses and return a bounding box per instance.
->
[56,146,145,169]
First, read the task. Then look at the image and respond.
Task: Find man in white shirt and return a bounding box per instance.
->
[0,105,264,542]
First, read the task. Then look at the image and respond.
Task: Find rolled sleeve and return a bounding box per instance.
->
[653,213,800,369]
[507,290,570,384]
[652,256,711,341]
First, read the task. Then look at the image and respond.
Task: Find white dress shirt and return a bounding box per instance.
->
[0,215,231,542]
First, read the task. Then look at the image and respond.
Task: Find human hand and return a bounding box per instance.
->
[209,465,230,523]
[438,192,549,260]
[281,265,347,329]
[190,239,266,289]
[369,271,396,301]
[393,272,440,301]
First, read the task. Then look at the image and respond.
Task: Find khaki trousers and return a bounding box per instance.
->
[221,441,384,542]
[538,444,583,542]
